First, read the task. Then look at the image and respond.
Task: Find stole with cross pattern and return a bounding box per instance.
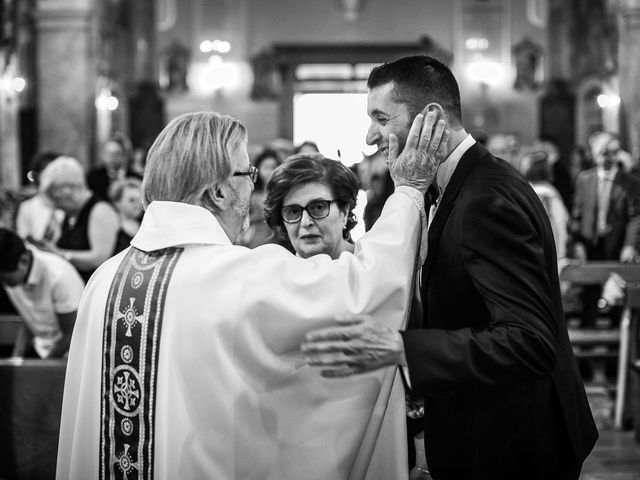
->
[99,246,183,480]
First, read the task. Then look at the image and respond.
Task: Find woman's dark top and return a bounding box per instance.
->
[113,228,133,255]
[56,195,102,282]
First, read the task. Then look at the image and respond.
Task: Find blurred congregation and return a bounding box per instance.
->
[1,0,640,479]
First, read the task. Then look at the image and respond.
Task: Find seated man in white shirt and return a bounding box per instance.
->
[0,228,85,359]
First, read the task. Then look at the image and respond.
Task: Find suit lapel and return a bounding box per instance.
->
[422,142,486,283]
[610,170,625,205]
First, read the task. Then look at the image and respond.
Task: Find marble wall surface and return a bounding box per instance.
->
[36,0,96,167]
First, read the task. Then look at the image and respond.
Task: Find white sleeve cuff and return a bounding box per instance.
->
[394,186,428,265]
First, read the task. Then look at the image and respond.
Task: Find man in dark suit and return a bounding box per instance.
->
[302,55,598,480]
[571,132,640,327]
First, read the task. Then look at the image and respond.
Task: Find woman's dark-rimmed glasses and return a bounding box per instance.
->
[233,166,259,183]
[281,199,334,223]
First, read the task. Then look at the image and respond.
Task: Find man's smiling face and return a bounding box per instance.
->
[365,82,413,160]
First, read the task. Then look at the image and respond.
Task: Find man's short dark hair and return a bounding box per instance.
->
[367,55,463,127]
[0,228,27,272]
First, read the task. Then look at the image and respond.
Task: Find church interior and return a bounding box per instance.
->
[1,0,640,479]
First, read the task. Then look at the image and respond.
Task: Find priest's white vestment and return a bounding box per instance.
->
[56,187,424,480]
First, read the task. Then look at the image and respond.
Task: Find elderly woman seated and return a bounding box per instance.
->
[263,154,359,259]
[39,156,119,282]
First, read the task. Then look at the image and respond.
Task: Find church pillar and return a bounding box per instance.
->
[618,0,640,159]
[127,0,165,152]
[35,0,96,167]
[0,0,21,188]
[0,58,21,188]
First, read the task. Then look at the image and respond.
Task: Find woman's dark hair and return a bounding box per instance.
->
[27,151,64,186]
[252,148,281,190]
[523,151,551,183]
[263,154,359,242]
[0,228,27,272]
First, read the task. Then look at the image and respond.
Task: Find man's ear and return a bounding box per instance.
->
[204,183,228,211]
[18,251,31,269]
[424,102,446,123]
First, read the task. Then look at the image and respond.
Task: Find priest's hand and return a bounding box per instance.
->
[388,110,449,196]
[301,314,406,378]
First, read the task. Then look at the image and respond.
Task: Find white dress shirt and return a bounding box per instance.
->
[4,247,84,357]
[428,133,476,229]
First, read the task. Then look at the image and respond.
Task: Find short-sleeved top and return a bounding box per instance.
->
[16,193,65,242]
[57,194,113,282]
[4,247,85,358]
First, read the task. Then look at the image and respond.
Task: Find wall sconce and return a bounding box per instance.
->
[467,61,505,86]
[340,0,363,22]
[95,88,119,111]
[11,76,25,92]
[188,58,238,95]
[199,40,231,54]
[597,94,621,108]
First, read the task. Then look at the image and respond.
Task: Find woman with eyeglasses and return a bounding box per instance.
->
[263,154,359,259]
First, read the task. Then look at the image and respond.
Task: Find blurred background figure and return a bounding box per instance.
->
[267,137,296,163]
[534,136,574,211]
[486,133,507,160]
[569,145,594,182]
[15,151,65,244]
[87,132,142,201]
[239,148,282,248]
[263,154,358,258]
[571,131,640,329]
[363,170,394,232]
[522,150,570,269]
[0,228,84,359]
[503,132,523,170]
[294,140,320,155]
[40,156,119,282]
[108,177,143,254]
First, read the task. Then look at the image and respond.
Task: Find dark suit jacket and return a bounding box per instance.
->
[572,166,640,258]
[402,143,598,479]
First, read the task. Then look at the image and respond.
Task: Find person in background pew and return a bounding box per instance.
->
[571,131,640,329]
[108,177,143,254]
[0,228,84,359]
[40,156,120,283]
[16,150,65,244]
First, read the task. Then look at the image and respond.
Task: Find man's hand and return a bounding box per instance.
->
[573,242,587,263]
[388,111,449,195]
[301,314,406,378]
[620,245,636,263]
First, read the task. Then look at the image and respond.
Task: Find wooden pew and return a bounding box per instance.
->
[0,359,67,480]
[560,261,640,285]
[0,314,22,356]
[560,262,640,430]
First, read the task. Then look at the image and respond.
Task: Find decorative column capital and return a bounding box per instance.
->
[620,0,640,28]
[36,0,93,30]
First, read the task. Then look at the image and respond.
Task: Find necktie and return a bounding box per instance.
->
[426,184,439,206]
[426,184,440,228]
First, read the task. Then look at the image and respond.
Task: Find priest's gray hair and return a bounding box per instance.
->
[142,111,247,209]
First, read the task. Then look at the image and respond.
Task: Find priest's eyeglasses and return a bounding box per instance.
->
[281,199,334,223]
[233,166,259,183]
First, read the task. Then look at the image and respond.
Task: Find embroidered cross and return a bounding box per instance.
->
[117,297,145,337]
[114,371,141,412]
[115,443,140,480]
